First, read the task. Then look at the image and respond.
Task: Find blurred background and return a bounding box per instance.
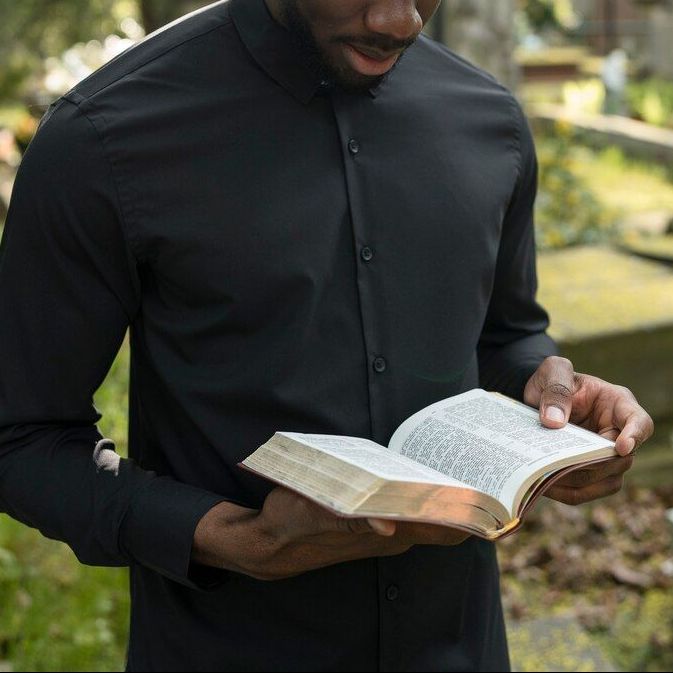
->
[0,1,672,671]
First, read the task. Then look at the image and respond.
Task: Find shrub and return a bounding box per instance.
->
[535,122,618,249]
[627,78,673,129]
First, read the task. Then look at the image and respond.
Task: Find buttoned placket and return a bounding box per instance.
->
[329,92,387,444]
[329,90,402,672]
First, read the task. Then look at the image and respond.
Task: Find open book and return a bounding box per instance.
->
[241,389,617,540]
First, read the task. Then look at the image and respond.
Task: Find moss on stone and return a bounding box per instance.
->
[537,246,673,341]
[620,234,673,263]
[508,614,619,672]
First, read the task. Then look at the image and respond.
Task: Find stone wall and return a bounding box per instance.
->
[530,103,673,164]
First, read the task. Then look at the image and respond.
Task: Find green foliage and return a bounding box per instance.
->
[0,1,211,102]
[533,123,673,250]
[627,78,673,129]
[522,0,559,31]
[140,0,207,33]
[94,336,131,456]
[0,0,137,101]
[535,123,618,249]
[521,0,580,32]
[599,589,673,672]
[0,342,131,672]
[566,143,673,218]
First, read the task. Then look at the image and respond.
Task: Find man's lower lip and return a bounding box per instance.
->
[342,44,400,77]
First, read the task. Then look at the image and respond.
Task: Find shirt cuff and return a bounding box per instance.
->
[119,474,229,590]
[482,332,558,401]
[507,360,546,401]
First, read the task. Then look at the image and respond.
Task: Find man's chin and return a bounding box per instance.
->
[323,62,386,93]
[333,71,384,93]
[325,50,405,93]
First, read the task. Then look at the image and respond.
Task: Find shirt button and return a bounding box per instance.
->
[348,139,360,155]
[360,246,373,262]
[386,585,399,601]
[373,356,387,373]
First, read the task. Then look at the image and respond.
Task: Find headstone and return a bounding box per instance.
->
[601,48,628,115]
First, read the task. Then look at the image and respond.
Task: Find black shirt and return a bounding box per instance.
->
[0,0,556,670]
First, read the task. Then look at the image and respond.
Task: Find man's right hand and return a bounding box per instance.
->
[192,486,469,581]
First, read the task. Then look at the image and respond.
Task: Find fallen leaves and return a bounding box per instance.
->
[500,484,673,670]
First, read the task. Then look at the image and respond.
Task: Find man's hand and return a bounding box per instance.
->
[193,487,469,580]
[524,356,654,505]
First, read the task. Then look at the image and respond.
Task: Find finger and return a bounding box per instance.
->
[367,518,397,536]
[271,490,380,537]
[536,357,576,428]
[597,427,620,441]
[331,515,395,536]
[546,474,625,506]
[614,406,654,456]
[394,521,470,546]
[272,490,396,538]
[554,456,633,488]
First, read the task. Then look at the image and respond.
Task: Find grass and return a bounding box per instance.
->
[571,145,673,219]
[0,522,129,672]
[0,342,130,672]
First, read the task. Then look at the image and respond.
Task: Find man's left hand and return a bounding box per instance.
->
[523,356,654,506]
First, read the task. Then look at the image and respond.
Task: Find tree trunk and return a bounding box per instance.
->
[439,0,519,90]
[139,0,206,33]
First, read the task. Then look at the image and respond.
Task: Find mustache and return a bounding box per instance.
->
[334,34,417,52]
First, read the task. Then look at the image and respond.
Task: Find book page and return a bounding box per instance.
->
[279,433,473,488]
[388,389,614,513]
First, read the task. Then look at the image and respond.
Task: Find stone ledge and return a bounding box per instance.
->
[537,246,673,419]
[558,326,673,420]
[538,246,673,342]
[529,103,673,164]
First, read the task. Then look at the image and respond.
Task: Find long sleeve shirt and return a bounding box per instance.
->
[0,0,557,670]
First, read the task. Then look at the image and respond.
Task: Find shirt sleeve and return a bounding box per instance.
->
[477,101,558,400]
[0,99,226,589]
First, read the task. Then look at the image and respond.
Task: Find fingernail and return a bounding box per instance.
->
[545,406,565,423]
[368,518,396,536]
[624,438,636,454]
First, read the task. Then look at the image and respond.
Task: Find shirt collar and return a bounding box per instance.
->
[229,0,382,104]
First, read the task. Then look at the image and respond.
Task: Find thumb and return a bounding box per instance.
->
[532,357,576,428]
[539,381,574,428]
[332,515,397,536]
[367,518,397,536]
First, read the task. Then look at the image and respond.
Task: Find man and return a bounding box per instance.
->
[0,1,652,671]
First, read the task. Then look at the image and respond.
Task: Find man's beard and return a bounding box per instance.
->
[279,0,404,93]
